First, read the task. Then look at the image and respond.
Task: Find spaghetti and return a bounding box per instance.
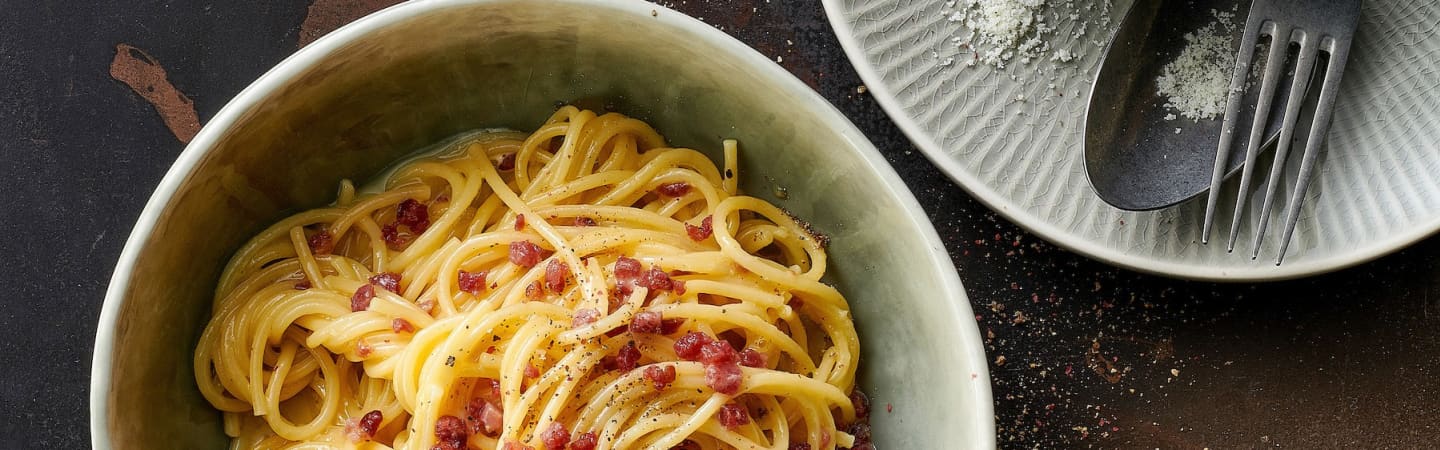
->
[193,106,868,450]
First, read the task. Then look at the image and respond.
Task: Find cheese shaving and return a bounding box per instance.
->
[1156,9,1239,121]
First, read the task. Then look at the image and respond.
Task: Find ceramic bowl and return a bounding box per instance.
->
[90,1,994,448]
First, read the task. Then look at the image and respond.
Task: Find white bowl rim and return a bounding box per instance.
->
[820,0,1440,282]
[90,1,996,448]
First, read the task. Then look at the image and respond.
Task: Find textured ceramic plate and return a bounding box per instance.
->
[824,0,1440,281]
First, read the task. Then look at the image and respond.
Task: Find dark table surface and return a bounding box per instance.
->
[4,1,1437,448]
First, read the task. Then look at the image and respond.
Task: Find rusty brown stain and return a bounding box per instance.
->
[1085,340,1124,384]
[297,0,405,48]
[1143,337,1175,361]
[109,43,201,143]
[1100,334,1176,362]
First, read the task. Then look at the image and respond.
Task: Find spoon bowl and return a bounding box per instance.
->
[1084,0,1294,211]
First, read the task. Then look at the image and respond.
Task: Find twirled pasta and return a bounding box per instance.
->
[194,107,868,450]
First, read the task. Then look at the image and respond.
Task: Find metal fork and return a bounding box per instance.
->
[1200,0,1363,264]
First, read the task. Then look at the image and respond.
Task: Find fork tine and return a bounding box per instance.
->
[1274,36,1355,264]
[1225,23,1293,252]
[1251,32,1320,258]
[1202,19,1266,244]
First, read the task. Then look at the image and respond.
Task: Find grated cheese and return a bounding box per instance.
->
[1155,9,1238,121]
[940,0,1109,71]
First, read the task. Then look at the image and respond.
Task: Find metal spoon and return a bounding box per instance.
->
[1083,0,1298,211]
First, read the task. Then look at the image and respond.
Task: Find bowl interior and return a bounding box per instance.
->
[93,1,992,448]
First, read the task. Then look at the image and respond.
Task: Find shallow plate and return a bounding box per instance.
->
[824,0,1440,281]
